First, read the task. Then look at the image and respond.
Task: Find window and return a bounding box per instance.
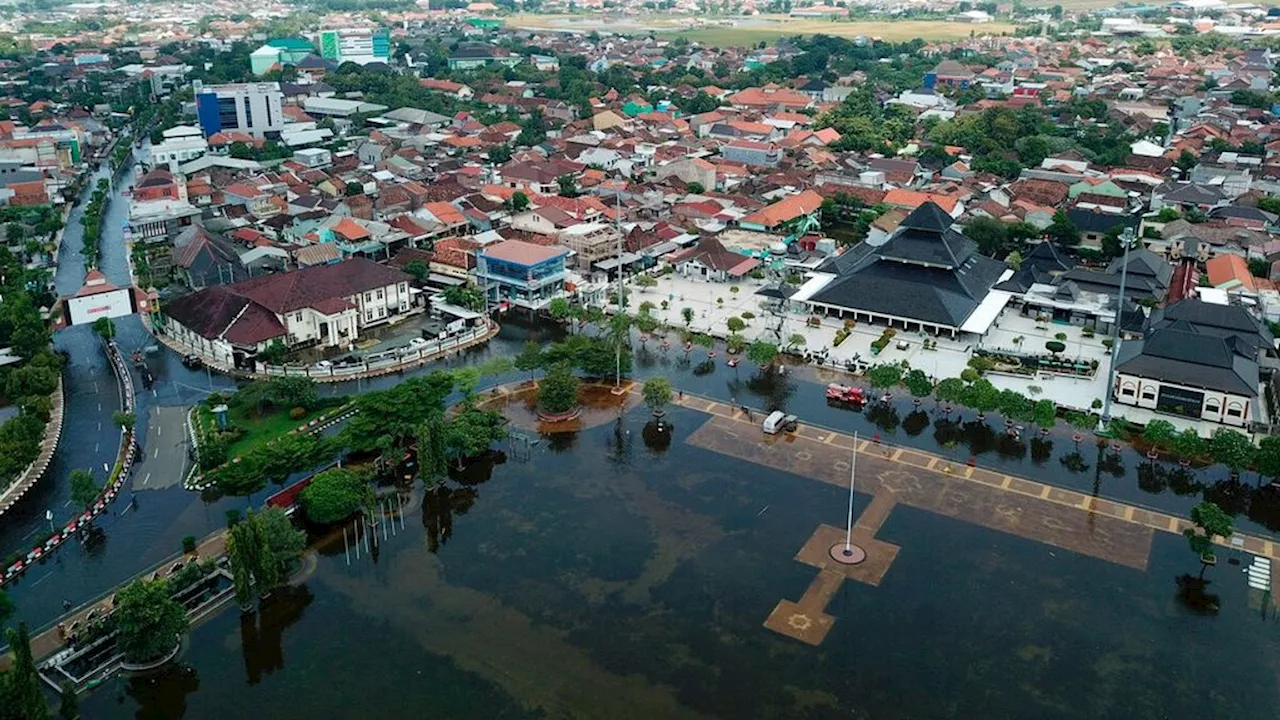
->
[1205,401,1220,414]
[365,311,373,322]
[376,289,384,300]
[1227,408,1243,418]
[295,312,303,322]
[1141,389,1155,400]
[365,292,373,302]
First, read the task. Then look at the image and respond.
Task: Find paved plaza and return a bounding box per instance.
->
[626,273,1229,436]
[660,389,1280,646]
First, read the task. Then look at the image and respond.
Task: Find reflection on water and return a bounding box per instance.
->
[240,584,313,686]
[79,403,1280,720]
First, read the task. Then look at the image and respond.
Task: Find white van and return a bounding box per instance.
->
[762,411,798,435]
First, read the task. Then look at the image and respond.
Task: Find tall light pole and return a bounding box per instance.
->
[1099,227,1135,429]
[614,191,624,388]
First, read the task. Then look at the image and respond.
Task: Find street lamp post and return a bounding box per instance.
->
[1099,227,1135,429]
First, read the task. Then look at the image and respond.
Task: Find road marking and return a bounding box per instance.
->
[64,500,72,507]
[28,571,53,588]
[157,425,162,436]
[143,472,150,486]
[153,447,159,459]
[97,421,101,431]
[94,442,99,453]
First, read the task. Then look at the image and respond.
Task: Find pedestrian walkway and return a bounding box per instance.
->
[0,530,228,669]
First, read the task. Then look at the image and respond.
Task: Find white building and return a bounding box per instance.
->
[144,125,208,170]
[195,81,287,139]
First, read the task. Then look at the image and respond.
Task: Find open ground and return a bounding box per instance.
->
[508,13,1019,45]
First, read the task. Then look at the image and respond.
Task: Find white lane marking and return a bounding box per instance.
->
[153,447,159,458]
[143,472,150,486]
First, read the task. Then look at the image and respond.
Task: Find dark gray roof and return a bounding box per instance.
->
[993,241,1070,293]
[1055,248,1172,301]
[1065,208,1140,235]
[1115,298,1269,396]
[811,202,1006,328]
[1159,182,1227,205]
[1208,205,1276,223]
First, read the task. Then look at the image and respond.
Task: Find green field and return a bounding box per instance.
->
[508,13,1019,47]
[198,402,331,459]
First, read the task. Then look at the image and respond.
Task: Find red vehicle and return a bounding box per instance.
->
[826,383,866,405]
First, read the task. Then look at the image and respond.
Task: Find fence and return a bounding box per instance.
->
[0,379,64,517]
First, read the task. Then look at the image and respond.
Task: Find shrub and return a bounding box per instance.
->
[742,311,755,319]
[289,406,307,420]
[182,535,197,554]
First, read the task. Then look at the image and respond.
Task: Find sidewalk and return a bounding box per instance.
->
[0,529,229,669]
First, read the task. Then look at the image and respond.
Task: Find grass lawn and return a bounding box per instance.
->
[198,402,333,459]
[508,13,1019,45]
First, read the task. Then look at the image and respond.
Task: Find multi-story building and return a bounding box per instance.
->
[194,82,287,139]
[162,258,415,367]
[560,222,621,271]
[319,29,391,66]
[250,38,315,75]
[475,239,569,310]
[142,126,208,170]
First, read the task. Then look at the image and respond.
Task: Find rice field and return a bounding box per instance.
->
[507,13,1020,47]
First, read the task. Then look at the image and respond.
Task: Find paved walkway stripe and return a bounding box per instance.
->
[661,388,1278,561]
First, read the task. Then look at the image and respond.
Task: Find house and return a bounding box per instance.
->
[804,202,1007,338]
[560,222,622,270]
[721,140,781,168]
[162,258,415,367]
[925,60,975,89]
[739,190,823,233]
[448,44,521,70]
[1113,299,1273,428]
[671,234,759,282]
[169,225,249,289]
[475,239,569,310]
[1065,209,1141,250]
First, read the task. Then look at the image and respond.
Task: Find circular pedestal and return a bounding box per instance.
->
[829,543,867,565]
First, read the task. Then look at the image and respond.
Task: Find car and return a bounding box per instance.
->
[408,337,430,349]
[762,411,798,435]
[181,354,202,370]
[314,360,332,369]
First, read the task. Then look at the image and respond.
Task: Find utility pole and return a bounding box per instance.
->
[614,191,624,388]
[1099,227,1135,429]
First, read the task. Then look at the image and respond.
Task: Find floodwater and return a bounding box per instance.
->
[78,400,1280,719]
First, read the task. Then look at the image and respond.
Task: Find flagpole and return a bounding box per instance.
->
[846,431,857,552]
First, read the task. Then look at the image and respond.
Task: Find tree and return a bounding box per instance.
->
[746,341,778,368]
[548,297,572,323]
[442,283,485,312]
[257,340,287,365]
[0,589,12,627]
[964,216,1013,257]
[537,361,580,414]
[111,411,135,431]
[1210,428,1254,476]
[513,340,544,378]
[113,578,189,663]
[344,181,364,196]
[91,316,115,340]
[964,378,1001,417]
[510,191,529,212]
[403,260,429,282]
[1033,399,1056,429]
[1256,435,1280,481]
[1142,419,1177,453]
[685,181,705,194]
[69,469,99,510]
[787,333,807,352]
[1170,428,1207,462]
[866,363,904,393]
[1045,211,1080,247]
[643,378,673,417]
[299,467,372,524]
[1184,501,1234,573]
[268,376,318,411]
[255,507,306,569]
[935,377,966,405]
[446,406,507,469]
[417,411,450,487]
[998,389,1032,423]
[726,316,745,334]
[681,307,694,326]
[903,369,932,398]
[3,623,48,720]
[557,174,579,197]
[58,682,77,720]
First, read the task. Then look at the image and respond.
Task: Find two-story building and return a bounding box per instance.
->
[1113,298,1274,428]
[162,258,415,367]
[475,239,569,310]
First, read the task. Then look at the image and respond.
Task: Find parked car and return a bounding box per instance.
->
[181,354,202,370]
[762,411,798,435]
[408,337,430,349]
